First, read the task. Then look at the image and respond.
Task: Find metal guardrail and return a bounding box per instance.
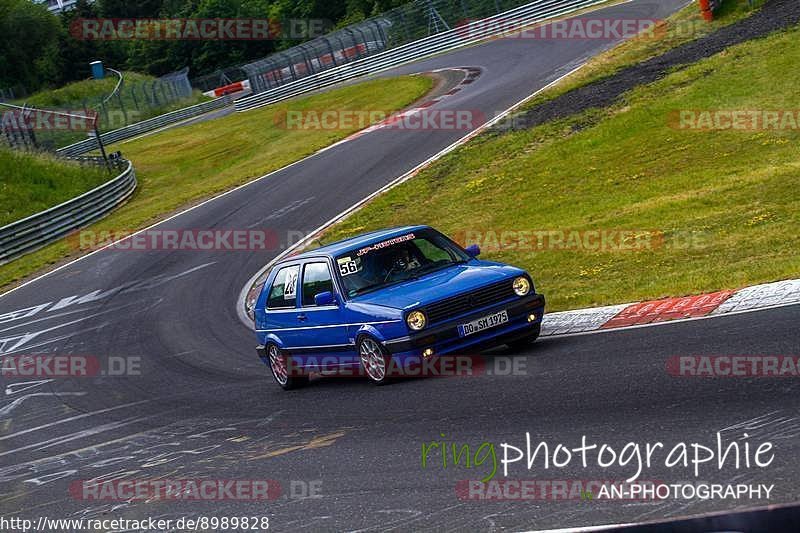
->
[234,0,606,112]
[0,159,137,265]
[56,94,233,157]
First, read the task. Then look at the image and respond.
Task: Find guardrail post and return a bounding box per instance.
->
[130,85,139,111]
[116,90,126,126]
[151,81,159,105]
[93,124,109,168]
[321,37,339,67]
[372,20,388,48]
[298,44,316,75]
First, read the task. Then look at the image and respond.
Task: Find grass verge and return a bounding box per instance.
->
[520,0,765,109]
[319,19,800,312]
[0,74,433,289]
[0,147,111,226]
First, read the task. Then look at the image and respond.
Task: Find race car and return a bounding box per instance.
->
[254,225,545,389]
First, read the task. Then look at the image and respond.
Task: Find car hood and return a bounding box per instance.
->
[349,261,525,311]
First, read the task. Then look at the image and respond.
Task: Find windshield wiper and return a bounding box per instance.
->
[409,260,465,279]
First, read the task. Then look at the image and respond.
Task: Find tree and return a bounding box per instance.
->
[0,0,63,93]
[0,0,417,91]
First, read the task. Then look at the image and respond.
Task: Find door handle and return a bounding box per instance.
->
[297,314,308,322]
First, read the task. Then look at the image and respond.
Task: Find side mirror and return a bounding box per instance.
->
[465,244,481,258]
[314,291,336,306]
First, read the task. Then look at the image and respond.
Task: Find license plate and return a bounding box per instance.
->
[458,310,509,337]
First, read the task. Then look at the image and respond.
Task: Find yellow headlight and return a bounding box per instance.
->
[513,276,531,296]
[406,310,427,330]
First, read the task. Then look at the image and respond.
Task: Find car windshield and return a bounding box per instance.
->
[335,229,470,297]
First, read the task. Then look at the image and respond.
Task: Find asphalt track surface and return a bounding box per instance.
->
[4,1,800,530]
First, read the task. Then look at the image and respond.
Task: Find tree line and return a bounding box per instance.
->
[0,0,408,94]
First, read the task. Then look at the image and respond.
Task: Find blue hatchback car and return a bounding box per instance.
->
[254,226,545,389]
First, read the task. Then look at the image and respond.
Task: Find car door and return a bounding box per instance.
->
[294,260,355,370]
[263,263,302,353]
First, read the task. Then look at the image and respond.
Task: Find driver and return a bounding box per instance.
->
[383,245,421,281]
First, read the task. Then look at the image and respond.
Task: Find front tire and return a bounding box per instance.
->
[267,343,307,390]
[358,336,393,385]
[506,324,541,351]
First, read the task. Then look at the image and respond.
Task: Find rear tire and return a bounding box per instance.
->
[358,336,393,385]
[506,324,541,351]
[266,343,307,390]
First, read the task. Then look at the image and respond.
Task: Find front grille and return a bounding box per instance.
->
[424,279,517,324]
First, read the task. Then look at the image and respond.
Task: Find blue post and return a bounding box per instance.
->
[90,61,105,79]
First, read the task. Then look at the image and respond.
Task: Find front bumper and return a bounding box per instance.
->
[385,293,545,358]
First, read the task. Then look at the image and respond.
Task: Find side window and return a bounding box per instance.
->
[267,265,299,309]
[302,262,334,306]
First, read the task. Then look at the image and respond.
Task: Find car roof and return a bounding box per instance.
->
[282,225,430,262]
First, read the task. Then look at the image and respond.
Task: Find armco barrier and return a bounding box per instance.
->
[234,0,608,112]
[56,95,233,157]
[0,159,136,264]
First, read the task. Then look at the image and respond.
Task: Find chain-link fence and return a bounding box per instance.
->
[241,19,391,94]
[0,69,198,153]
[80,69,195,135]
[238,0,543,95]
[192,68,250,94]
[0,85,27,102]
[0,102,97,153]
